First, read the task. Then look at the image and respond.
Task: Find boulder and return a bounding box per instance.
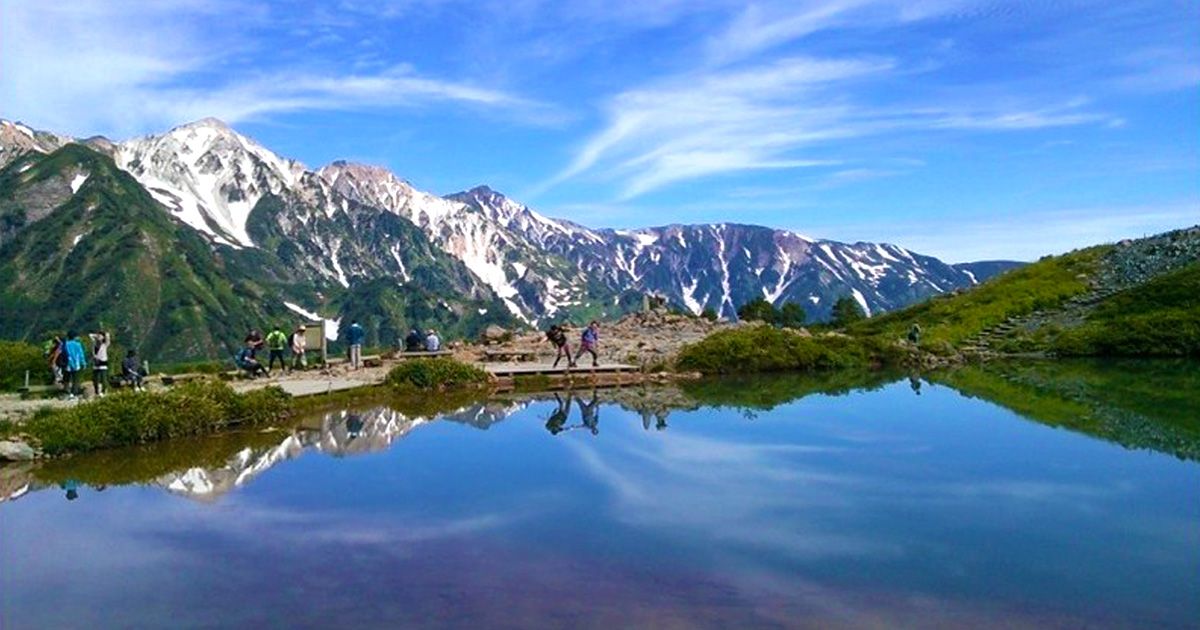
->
[0,440,37,462]
[481,325,511,344]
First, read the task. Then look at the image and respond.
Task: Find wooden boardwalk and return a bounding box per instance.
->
[483,363,638,377]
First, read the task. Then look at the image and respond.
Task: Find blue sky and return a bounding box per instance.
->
[2,0,1196,261]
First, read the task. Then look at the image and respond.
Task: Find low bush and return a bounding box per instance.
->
[22,380,292,456]
[0,340,49,391]
[676,326,900,374]
[386,357,489,390]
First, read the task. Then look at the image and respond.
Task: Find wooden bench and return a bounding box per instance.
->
[396,350,453,360]
[483,349,539,362]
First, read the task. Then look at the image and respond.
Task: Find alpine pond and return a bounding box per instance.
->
[2,361,1198,628]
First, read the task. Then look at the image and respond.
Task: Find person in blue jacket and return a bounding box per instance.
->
[346,320,366,369]
[62,330,87,399]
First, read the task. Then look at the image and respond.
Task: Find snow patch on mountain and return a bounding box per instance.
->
[69,173,88,193]
[115,118,306,248]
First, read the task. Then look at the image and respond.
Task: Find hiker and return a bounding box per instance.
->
[347,320,366,369]
[576,321,600,368]
[425,329,441,352]
[88,330,110,397]
[236,344,268,378]
[290,325,308,369]
[45,334,64,386]
[62,330,87,399]
[244,328,264,357]
[266,325,289,373]
[908,323,922,344]
[546,324,573,368]
[122,349,145,391]
[404,328,425,352]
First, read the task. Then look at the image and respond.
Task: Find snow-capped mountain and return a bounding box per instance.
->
[322,164,593,320]
[0,116,1019,337]
[451,188,987,320]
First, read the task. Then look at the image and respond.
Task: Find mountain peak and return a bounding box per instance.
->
[175,117,233,132]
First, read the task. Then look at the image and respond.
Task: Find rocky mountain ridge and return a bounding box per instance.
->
[0,116,1023,357]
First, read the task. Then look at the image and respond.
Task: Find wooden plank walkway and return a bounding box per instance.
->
[484,363,638,377]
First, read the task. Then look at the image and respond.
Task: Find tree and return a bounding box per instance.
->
[737,298,778,324]
[700,306,719,322]
[777,302,807,329]
[831,295,866,327]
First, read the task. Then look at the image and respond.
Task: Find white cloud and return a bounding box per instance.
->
[0,0,545,138]
[542,55,1113,200]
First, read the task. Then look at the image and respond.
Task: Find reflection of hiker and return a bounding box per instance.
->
[908,323,922,344]
[655,412,668,431]
[575,321,600,368]
[290,325,308,369]
[425,329,441,352]
[347,320,366,369]
[909,374,922,396]
[346,413,364,439]
[60,479,80,501]
[546,324,573,369]
[545,392,574,435]
[404,328,424,352]
[122,350,145,391]
[266,325,289,373]
[62,331,87,399]
[236,344,268,378]
[577,390,600,435]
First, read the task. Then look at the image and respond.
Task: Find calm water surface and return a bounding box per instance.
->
[2,362,1198,628]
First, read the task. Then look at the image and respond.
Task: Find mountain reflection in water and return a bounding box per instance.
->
[5,360,1198,506]
[1,360,1197,629]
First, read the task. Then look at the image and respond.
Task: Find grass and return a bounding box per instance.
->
[17,380,292,456]
[1053,263,1200,357]
[386,357,490,390]
[675,325,903,374]
[848,246,1107,345]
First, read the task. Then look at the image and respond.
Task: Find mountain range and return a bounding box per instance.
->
[0,117,1020,359]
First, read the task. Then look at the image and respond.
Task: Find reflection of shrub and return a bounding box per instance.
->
[677,326,900,374]
[513,374,552,391]
[23,380,292,455]
[0,340,48,391]
[386,358,488,390]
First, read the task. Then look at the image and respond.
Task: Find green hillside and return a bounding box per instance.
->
[0,144,290,359]
[0,144,515,362]
[848,226,1200,358]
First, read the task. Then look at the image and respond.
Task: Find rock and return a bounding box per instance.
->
[481,325,511,343]
[0,440,37,462]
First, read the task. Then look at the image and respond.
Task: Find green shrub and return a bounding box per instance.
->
[676,326,899,374]
[22,380,292,455]
[0,340,49,391]
[386,357,489,390]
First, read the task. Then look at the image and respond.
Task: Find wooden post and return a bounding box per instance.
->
[320,320,329,364]
[24,370,30,389]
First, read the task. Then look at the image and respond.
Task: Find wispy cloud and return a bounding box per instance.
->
[540,56,1113,200]
[0,1,550,137]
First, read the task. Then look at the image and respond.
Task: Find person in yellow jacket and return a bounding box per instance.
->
[265,325,289,374]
